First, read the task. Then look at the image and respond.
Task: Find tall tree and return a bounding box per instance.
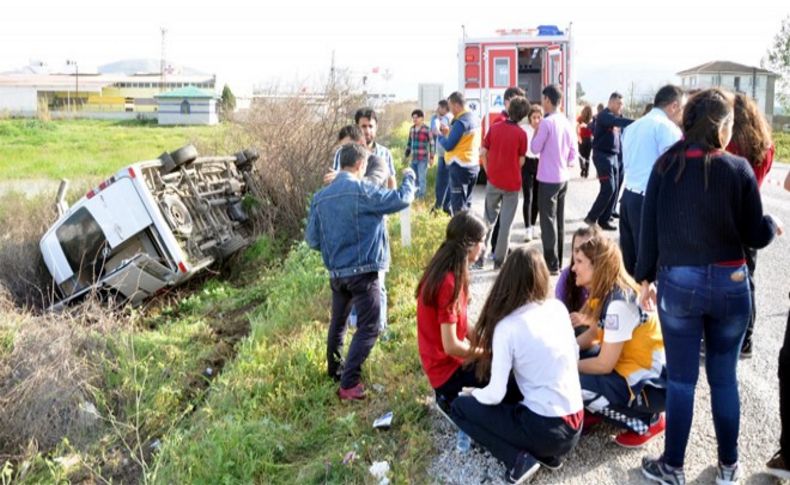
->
[765,15,790,112]
[220,84,236,120]
[576,81,586,103]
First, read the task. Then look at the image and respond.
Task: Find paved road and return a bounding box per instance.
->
[430,165,789,484]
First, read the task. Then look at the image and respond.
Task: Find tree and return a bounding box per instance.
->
[765,15,790,112]
[576,81,586,103]
[220,84,236,120]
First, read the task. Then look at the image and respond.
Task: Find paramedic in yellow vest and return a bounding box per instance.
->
[438,91,481,214]
[571,236,668,449]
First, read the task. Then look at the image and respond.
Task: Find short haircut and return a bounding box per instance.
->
[354,108,377,124]
[653,84,684,108]
[411,109,425,118]
[542,85,562,107]
[609,92,624,101]
[337,124,364,142]
[507,96,529,122]
[448,91,465,106]
[504,86,526,101]
[338,143,368,169]
[438,99,449,109]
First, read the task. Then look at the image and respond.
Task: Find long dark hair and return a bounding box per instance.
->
[656,88,734,189]
[563,226,600,312]
[730,92,772,167]
[416,212,485,311]
[469,247,550,380]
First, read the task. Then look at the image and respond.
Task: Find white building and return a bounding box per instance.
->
[155,86,218,125]
[677,61,779,122]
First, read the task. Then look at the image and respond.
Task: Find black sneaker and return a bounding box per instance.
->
[494,261,503,270]
[535,455,563,471]
[739,338,753,359]
[434,396,456,427]
[599,221,618,231]
[611,212,620,219]
[766,450,790,480]
[506,451,540,484]
[641,456,686,485]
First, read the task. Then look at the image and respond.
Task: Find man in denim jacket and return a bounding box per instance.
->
[306,143,416,400]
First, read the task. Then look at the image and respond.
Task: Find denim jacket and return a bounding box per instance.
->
[305,170,415,279]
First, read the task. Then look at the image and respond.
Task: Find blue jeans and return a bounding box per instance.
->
[434,156,450,212]
[657,264,751,468]
[448,163,479,215]
[347,271,387,333]
[410,159,428,198]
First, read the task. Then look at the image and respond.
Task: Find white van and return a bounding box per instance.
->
[40,145,260,309]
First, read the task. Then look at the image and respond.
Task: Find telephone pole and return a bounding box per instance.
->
[160,27,168,91]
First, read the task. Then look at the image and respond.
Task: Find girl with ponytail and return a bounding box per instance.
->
[416,212,486,409]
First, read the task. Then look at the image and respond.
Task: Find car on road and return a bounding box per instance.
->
[40,144,261,309]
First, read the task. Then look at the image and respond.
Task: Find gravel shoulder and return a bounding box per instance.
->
[428,171,789,484]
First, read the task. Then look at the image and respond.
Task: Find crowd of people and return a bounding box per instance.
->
[305,85,789,484]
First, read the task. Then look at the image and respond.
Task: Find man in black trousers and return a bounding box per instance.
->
[584,92,633,231]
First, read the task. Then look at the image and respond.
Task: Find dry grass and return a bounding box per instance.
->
[0,294,119,461]
[237,82,367,240]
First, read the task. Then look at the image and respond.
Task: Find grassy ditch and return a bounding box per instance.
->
[151,200,448,483]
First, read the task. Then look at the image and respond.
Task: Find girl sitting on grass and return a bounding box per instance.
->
[451,247,583,484]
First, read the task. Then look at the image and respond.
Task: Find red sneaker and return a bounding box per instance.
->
[582,411,603,434]
[614,414,665,448]
[338,383,366,401]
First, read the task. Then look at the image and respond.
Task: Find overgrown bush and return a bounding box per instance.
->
[238,82,367,240]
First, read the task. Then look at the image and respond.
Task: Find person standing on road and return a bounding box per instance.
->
[619,85,685,276]
[521,104,543,242]
[479,96,529,270]
[766,171,790,480]
[530,84,577,275]
[438,92,481,214]
[405,109,435,199]
[306,144,416,401]
[577,105,593,178]
[635,88,783,484]
[726,93,775,358]
[573,236,667,448]
[585,92,634,231]
[431,100,452,214]
[488,86,527,254]
[451,248,583,484]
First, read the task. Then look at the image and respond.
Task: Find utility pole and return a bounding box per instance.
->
[160,27,168,91]
[66,59,78,111]
[330,49,336,86]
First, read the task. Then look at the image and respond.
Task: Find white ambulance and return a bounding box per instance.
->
[458,24,576,135]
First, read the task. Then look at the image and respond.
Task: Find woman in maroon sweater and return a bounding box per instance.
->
[726,93,775,358]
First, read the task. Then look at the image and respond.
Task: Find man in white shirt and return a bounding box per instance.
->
[620,85,685,275]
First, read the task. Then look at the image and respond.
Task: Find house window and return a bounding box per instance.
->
[180,99,191,114]
[494,58,510,87]
[734,76,741,92]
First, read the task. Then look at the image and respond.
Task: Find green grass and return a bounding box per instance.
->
[0,119,230,180]
[774,131,790,163]
[150,200,447,484]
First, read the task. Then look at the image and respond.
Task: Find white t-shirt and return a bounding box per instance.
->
[601,300,642,343]
[472,299,584,418]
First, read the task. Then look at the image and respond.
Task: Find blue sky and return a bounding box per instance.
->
[1,1,787,105]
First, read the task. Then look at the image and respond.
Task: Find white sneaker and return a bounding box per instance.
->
[525,227,534,242]
[715,462,740,485]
